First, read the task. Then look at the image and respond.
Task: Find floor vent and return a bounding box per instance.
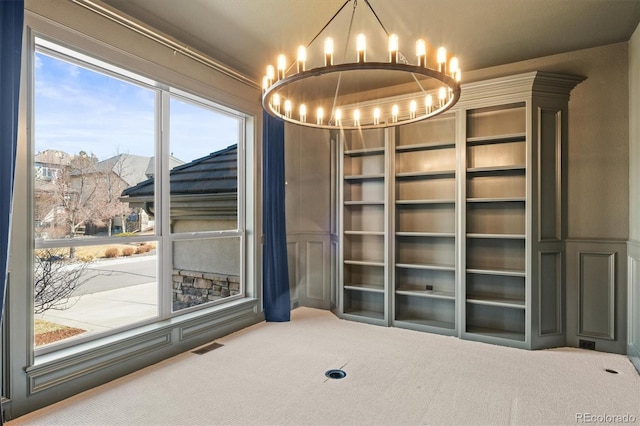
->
[192,342,224,355]
[325,369,347,379]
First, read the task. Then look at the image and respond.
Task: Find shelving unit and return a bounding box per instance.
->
[340,129,388,324]
[463,102,528,343]
[393,114,457,334]
[337,72,583,349]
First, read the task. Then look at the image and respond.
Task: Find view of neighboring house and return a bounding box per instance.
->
[34,149,184,238]
[121,144,238,222]
[121,144,239,310]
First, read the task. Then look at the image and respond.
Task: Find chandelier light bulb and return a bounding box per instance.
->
[437,47,447,72]
[272,94,281,113]
[262,75,269,92]
[277,54,286,79]
[389,34,399,63]
[409,100,417,119]
[455,69,462,82]
[439,86,447,107]
[416,39,427,67]
[334,108,342,126]
[317,107,324,125]
[266,65,275,86]
[324,37,334,66]
[392,104,399,123]
[353,109,361,126]
[356,33,366,63]
[425,94,433,113]
[299,104,307,122]
[284,99,292,118]
[297,46,306,73]
[373,107,381,125]
[449,57,459,78]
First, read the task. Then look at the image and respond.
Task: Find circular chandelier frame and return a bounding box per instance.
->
[262,62,461,130]
[261,0,462,130]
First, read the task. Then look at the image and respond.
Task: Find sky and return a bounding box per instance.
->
[34,50,239,164]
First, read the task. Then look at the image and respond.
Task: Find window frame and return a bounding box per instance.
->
[31,36,249,355]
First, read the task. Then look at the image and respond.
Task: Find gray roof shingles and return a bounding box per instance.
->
[122,144,237,198]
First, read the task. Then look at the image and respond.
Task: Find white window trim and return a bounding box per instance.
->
[4,7,263,419]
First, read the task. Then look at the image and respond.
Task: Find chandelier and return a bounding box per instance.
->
[261,0,461,130]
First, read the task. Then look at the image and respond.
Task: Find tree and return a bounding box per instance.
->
[93,154,132,236]
[34,248,91,314]
[34,150,134,245]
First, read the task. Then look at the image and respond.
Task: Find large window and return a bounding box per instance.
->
[33,38,246,351]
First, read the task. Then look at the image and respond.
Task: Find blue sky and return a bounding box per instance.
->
[35,51,238,164]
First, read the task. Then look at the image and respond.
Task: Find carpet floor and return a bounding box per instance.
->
[8,307,640,425]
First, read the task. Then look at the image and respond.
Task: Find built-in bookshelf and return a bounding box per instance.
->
[341,129,387,323]
[393,114,457,333]
[337,72,583,349]
[463,103,527,342]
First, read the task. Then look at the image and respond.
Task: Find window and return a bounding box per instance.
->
[33,38,246,352]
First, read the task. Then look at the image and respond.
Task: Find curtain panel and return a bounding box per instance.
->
[262,111,290,322]
[0,0,24,321]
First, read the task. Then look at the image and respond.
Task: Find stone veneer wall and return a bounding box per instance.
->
[172,269,240,310]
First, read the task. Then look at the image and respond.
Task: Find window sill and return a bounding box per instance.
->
[26,298,261,394]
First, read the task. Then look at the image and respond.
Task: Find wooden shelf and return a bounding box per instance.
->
[344,147,385,156]
[344,200,385,206]
[396,170,455,179]
[344,283,385,293]
[466,233,526,240]
[343,310,385,320]
[344,260,384,267]
[466,165,525,174]
[396,199,455,205]
[344,173,385,181]
[465,326,525,342]
[396,263,455,271]
[396,289,455,300]
[396,231,455,238]
[395,141,455,152]
[466,197,525,203]
[466,133,526,145]
[344,230,384,236]
[466,268,525,277]
[466,296,525,309]
[395,318,455,330]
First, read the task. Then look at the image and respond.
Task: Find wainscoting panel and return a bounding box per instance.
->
[305,240,327,301]
[628,240,640,373]
[287,233,331,309]
[538,108,562,242]
[538,251,562,336]
[287,241,300,307]
[566,240,627,354]
[578,252,615,339]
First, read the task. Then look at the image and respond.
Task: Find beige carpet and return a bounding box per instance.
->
[9,307,640,425]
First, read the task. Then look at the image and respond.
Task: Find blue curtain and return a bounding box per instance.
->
[0,0,24,422]
[262,111,290,322]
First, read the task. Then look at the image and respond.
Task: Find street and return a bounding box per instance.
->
[74,255,157,295]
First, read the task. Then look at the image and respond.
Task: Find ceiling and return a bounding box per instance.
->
[99,0,640,85]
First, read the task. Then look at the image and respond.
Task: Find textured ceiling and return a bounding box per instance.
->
[99,0,640,84]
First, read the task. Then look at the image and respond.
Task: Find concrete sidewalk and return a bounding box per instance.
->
[38,282,158,333]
